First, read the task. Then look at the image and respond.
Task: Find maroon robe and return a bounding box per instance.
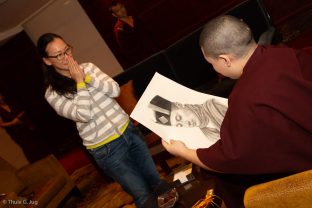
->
[197,45,312,174]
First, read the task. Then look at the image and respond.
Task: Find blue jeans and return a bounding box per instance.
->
[88,122,162,207]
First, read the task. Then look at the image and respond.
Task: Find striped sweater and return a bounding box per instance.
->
[45,62,129,147]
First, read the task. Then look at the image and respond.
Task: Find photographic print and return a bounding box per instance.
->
[130,73,228,149]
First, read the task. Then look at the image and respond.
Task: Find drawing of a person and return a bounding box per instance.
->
[148,95,227,142]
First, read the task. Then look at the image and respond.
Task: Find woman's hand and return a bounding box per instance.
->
[67,56,85,83]
[162,139,188,157]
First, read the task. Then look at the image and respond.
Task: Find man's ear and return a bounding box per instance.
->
[43,57,52,66]
[218,54,231,67]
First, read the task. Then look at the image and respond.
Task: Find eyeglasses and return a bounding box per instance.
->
[47,46,73,61]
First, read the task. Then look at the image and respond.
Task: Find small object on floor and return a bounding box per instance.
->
[172,163,195,185]
[157,187,179,208]
[192,189,222,208]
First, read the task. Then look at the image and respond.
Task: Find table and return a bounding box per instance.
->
[174,179,224,208]
[143,164,290,208]
[142,165,229,208]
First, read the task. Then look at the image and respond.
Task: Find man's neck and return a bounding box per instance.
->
[240,43,258,72]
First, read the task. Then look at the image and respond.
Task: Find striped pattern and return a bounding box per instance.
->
[45,62,129,147]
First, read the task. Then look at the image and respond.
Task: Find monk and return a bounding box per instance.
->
[162,15,312,175]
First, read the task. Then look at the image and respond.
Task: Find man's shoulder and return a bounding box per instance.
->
[260,44,295,56]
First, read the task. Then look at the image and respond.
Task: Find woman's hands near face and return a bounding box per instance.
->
[67,56,85,83]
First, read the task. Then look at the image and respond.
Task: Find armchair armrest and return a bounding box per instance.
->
[16,155,70,187]
[15,155,76,208]
[244,169,312,208]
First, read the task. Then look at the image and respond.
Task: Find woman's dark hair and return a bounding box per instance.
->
[37,33,76,97]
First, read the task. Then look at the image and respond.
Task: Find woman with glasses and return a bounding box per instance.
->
[37,33,163,208]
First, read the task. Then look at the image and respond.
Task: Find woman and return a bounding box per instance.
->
[148,95,227,142]
[37,33,162,207]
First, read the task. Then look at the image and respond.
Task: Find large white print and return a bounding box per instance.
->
[130,73,228,149]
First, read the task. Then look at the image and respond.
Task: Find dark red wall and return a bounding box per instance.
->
[78,0,312,68]
[263,0,312,24]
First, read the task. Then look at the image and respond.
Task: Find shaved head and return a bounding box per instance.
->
[199,15,255,59]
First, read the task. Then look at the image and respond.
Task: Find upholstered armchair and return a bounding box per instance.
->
[244,169,312,208]
[0,154,76,208]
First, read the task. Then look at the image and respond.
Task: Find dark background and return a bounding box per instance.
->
[0,0,311,160]
[78,0,312,68]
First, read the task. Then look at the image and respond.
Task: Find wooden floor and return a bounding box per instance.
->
[63,156,187,208]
